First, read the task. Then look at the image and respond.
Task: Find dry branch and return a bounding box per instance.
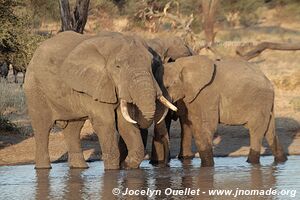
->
[236,42,300,60]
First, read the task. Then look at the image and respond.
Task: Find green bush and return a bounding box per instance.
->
[0,0,47,71]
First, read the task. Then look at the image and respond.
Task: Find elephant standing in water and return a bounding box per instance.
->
[24,31,176,170]
[145,36,196,164]
[154,55,287,166]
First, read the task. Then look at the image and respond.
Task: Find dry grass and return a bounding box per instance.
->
[0,80,26,132]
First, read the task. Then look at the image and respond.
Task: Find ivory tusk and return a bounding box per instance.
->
[159,96,178,112]
[120,99,137,124]
[157,107,169,124]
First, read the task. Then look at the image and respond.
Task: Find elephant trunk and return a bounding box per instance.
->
[130,71,157,121]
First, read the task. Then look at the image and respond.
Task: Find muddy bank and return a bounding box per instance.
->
[0,118,299,166]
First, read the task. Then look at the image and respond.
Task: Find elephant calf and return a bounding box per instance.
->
[154,55,287,166]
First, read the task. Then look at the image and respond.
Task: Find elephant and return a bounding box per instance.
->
[153,55,287,166]
[0,61,9,80]
[11,66,26,84]
[119,36,195,164]
[146,36,195,64]
[144,36,196,164]
[24,31,176,170]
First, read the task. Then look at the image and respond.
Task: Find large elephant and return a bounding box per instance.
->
[117,35,195,164]
[144,36,196,164]
[24,31,176,170]
[154,55,287,166]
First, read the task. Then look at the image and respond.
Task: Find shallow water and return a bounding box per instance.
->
[0,156,299,200]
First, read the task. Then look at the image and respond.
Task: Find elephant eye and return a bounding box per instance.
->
[116,65,121,69]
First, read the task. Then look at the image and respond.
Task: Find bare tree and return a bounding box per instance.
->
[236,42,300,60]
[201,0,219,46]
[58,0,90,34]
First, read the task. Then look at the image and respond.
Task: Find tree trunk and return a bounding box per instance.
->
[73,0,90,33]
[58,0,73,32]
[201,0,219,46]
[58,0,90,34]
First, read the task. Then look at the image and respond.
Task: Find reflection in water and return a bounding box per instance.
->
[0,156,299,200]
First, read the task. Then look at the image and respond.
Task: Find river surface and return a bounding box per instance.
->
[0,156,299,200]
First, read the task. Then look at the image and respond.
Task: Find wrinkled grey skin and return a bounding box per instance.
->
[117,36,195,165]
[24,31,163,170]
[146,37,196,165]
[0,61,9,80]
[154,55,287,166]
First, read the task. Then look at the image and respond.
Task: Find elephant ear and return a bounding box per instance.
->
[60,43,117,104]
[180,56,216,103]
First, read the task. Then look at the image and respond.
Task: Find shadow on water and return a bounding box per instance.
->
[1,156,299,200]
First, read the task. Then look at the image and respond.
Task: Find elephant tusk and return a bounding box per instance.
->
[159,96,178,112]
[157,107,169,124]
[120,99,137,124]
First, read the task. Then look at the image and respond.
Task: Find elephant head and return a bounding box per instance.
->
[60,33,176,127]
[146,36,195,64]
[157,55,216,103]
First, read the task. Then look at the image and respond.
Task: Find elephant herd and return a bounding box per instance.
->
[0,61,25,83]
[23,31,287,170]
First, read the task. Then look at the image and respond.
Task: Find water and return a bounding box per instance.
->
[0,156,299,200]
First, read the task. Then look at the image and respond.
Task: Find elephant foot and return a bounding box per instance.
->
[149,159,169,167]
[247,149,260,164]
[274,154,288,163]
[120,161,140,170]
[35,157,51,169]
[178,152,195,160]
[35,163,52,169]
[199,149,214,167]
[104,162,120,170]
[119,155,142,169]
[68,152,89,169]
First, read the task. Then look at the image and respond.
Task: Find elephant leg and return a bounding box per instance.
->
[117,109,144,169]
[26,91,54,169]
[118,129,148,165]
[246,117,269,164]
[178,115,194,159]
[141,129,148,149]
[118,136,128,164]
[165,111,172,133]
[91,113,120,170]
[62,120,88,168]
[150,121,170,166]
[190,113,217,167]
[265,112,287,163]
